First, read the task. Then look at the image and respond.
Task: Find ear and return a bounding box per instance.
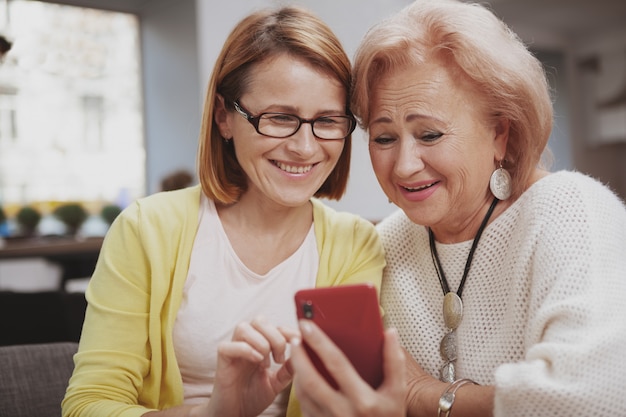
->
[214,94,233,139]
[493,117,510,161]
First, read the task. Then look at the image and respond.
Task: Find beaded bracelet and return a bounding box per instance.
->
[437,378,477,417]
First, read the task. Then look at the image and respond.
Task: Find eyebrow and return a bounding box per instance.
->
[371,113,436,125]
[370,115,392,125]
[259,104,346,116]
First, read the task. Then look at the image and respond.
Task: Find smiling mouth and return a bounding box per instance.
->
[403,181,438,192]
[273,160,314,174]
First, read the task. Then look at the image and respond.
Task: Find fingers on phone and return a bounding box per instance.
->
[232,316,290,365]
[291,335,354,417]
[297,320,365,391]
[291,336,335,397]
[382,328,407,393]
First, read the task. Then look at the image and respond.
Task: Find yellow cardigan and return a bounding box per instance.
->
[62,186,385,417]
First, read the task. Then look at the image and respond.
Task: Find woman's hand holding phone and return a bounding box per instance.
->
[291,284,407,417]
[290,320,407,417]
[294,284,386,388]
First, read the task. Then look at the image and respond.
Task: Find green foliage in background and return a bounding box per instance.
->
[53,203,88,233]
[101,204,122,225]
[16,206,42,234]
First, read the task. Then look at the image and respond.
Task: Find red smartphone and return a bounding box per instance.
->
[294,283,384,389]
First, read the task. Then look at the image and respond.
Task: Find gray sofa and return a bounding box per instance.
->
[0,342,77,417]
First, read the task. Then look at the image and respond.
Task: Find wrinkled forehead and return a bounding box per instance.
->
[367,58,484,123]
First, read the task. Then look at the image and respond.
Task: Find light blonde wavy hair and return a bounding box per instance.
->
[352,0,553,200]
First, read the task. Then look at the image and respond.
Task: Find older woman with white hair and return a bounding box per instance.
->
[289,1,626,416]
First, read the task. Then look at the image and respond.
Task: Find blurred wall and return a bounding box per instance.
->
[567,27,626,200]
[142,0,200,195]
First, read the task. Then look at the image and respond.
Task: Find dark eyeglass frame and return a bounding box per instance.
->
[233,100,356,140]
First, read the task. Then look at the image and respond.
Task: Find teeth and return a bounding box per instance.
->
[275,161,313,174]
[405,183,432,191]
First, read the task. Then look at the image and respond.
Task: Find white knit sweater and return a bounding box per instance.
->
[378,171,626,417]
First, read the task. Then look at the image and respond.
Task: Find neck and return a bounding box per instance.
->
[215,196,314,276]
[429,197,499,297]
[430,197,506,244]
[217,194,313,235]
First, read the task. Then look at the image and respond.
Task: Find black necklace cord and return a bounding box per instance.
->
[429,228,450,294]
[428,197,499,298]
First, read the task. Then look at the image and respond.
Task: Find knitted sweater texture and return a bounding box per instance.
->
[377,171,626,416]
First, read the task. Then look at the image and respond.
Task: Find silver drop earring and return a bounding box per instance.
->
[489,160,512,200]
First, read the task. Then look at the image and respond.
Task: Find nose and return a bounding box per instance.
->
[394,136,425,178]
[285,122,318,157]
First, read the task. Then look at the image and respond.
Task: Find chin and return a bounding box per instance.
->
[274,194,314,208]
[401,206,428,226]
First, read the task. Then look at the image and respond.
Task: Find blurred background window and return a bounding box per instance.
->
[0,0,144,216]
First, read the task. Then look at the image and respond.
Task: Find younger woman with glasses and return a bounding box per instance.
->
[62,6,399,417]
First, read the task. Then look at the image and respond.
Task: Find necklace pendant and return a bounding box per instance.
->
[440,330,457,361]
[443,292,463,329]
[440,361,456,383]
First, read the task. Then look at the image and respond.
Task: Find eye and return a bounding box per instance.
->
[421,131,443,142]
[371,136,396,145]
[265,114,297,125]
[315,117,340,126]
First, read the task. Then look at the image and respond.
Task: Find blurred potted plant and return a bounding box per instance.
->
[53,203,87,236]
[100,204,122,226]
[0,205,8,237]
[16,206,42,237]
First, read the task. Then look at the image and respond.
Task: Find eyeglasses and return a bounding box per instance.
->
[233,100,356,140]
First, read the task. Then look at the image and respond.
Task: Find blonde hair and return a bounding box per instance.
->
[198,6,353,204]
[352,0,553,200]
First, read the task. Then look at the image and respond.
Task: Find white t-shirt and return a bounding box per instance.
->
[173,195,318,416]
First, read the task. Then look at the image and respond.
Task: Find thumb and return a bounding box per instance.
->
[272,358,294,393]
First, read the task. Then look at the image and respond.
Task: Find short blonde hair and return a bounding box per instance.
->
[352,0,553,199]
[198,6,353,204]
